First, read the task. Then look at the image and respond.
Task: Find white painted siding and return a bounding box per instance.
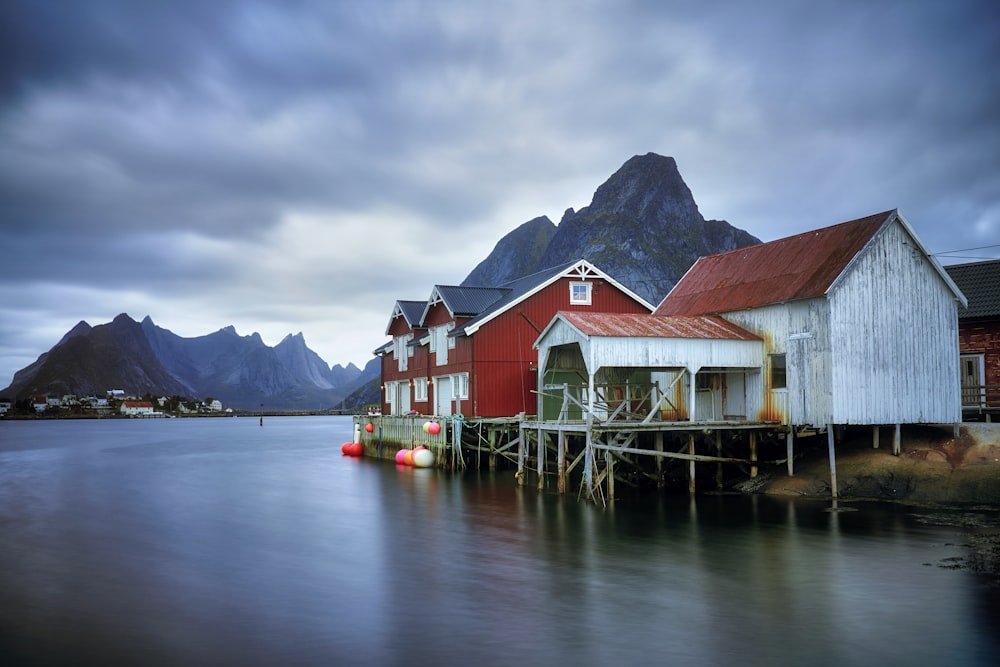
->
[828,220,961,424]
[723,299,832,425]
[585,337,763,373]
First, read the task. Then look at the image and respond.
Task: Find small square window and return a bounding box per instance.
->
[570,281,592,305]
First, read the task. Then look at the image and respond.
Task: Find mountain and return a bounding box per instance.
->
[3,314,192,400]
[3,314,379,411]
[462,153,760,304]
[462,216,558,287]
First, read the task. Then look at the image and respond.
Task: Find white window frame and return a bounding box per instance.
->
[569,281,592,305]
[452,373,469,399]
[414,377,428,402]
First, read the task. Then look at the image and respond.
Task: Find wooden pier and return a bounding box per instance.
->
[354,409,791,504]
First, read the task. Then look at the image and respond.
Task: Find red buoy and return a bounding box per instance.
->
[365,422,374,433]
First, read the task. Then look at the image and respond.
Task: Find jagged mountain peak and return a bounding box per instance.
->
[3,316,379,411]
[462,152,760,304]
[589,153,698,221]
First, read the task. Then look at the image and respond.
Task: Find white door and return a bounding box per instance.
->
[434,375,453,416]
[397,382,411,415]
[724,372,746,419]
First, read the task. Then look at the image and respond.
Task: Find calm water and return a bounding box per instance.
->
[0,416,997,666]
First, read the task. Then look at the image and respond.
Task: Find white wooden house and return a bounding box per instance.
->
[534,210,967,430]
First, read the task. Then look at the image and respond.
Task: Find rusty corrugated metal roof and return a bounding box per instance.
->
[558,311,760,340]
[655,210,895,316]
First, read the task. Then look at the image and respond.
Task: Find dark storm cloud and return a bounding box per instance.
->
[0,0,998,385]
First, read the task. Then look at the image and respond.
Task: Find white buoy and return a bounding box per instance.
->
[412,448,435,468]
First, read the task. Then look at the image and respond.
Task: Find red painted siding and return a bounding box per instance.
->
[470,277,650,417]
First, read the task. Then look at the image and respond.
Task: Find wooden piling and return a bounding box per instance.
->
[687,433,696,494]
[827,425,838,499]
[786,429,794,476]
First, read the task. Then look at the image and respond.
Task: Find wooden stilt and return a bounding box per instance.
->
[893,423,901,456]
[786,429,794,477]
[715,430,724,490]
[687,433,696,494]
[750,431,758,479]
[557,431,567,494]
[536,428,545,491]
[655,432,665,488]
[489,428,497,471]
[516,424,525,486]
[584,424,594,498]
[873,425,880,449]
[827,425,838,499]
[606,448,615,500]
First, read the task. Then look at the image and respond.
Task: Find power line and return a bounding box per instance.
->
[932,243,1000,256]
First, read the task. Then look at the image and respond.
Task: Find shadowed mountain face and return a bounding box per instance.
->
[2,314,378,410]
[462,153,760,305]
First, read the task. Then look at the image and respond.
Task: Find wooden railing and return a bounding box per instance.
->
[962,384,1000,411]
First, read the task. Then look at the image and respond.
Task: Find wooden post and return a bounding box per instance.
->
[893,423,901,456]
[750,431,758,479]
[655,432,665,488]
[584,423,594,498]
[687,433,696,494]
[488,428,497,471]
[873,425,880,449]
[536,428,545,491]
[828,425,838,499]
[715,430,724,489]
[557,430,567,494]
[606,447,615,500]
[786,429,794,477]
[516,423,525,486]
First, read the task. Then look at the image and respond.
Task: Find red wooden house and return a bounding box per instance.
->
[377,260,653,418]
[945,258,1000,418]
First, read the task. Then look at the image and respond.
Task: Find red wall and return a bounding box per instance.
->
[471,277,650,417]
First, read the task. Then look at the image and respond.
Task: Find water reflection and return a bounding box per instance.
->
[0,417,997,666]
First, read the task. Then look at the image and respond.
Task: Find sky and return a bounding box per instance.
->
[1,0,999,388]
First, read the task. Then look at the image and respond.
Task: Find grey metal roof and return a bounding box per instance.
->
[396,300,426,327]
[450,261,581,336]
[433,285,510,317]
[945,259,1000,319]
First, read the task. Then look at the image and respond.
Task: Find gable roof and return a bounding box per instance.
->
[541,311,760,342]
[454,259,655,337]
[656,209,966,316]
[945,258,1000,319]
[421,285,510,322]
[384,300,427,335]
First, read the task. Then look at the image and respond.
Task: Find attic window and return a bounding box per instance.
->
[570,281,592,305]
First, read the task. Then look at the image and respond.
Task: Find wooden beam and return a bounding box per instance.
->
[589,442,750,464]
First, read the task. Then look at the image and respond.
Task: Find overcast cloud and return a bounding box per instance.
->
[1,0,998,388]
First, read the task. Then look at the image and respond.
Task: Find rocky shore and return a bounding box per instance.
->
[746,423,1000,585]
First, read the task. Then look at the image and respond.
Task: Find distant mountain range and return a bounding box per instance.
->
[1,314,379,410]
[3,153,760,410]
[462,153,759,304]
